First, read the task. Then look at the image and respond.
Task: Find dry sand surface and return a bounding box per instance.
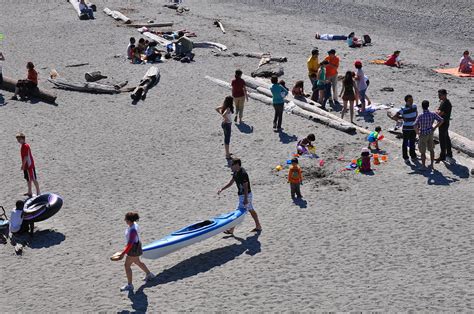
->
[0,0,473,311]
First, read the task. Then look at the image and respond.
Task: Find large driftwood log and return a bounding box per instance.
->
[85,71,107,82]
[126,22,174,28]
[103,7,131,24]
[193,42,227,51]
[48,78,120,94]
[131,67,160,101]
[251,63,284,78]
[1,76,57,103]
[387,108,474,158]
[140,31,172,46]
[232,52,287,62]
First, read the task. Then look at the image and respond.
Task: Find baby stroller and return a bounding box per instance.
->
[0,206,9,243]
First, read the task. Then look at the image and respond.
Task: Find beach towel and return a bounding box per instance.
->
[369,59,386,65]
[433,67,474,78]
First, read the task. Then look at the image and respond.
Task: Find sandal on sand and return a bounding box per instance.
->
[250,228,262,233]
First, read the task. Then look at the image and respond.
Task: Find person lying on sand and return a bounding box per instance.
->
[458,50,473,74]
[315,33,348,40]
[385,51,401,68]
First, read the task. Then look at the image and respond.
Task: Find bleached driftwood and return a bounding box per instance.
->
[204,75,355,133]
[193,42,227,51]
[126,22,174,28]
[233,52,287,62]
[387,108,474,158]
[48,78,120,94]
[103,7,131,24]
[131,67,160,101]
[1,76,57,103]
[140,30,172,46]
[214,20,225,34]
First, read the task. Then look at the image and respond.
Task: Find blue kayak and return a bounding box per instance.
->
[142,208,247,259]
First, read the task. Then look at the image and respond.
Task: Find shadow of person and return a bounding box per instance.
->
[444,159,470,179]
[292,197,307,208]
[0,92,6,106]
[29,229,66,249]
[278,130,298,144]
[236,122,254,134]
[408,165,457,186]
[121,289,148,314]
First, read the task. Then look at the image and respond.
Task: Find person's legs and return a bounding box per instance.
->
[273,104,278,128]
[349,100,354,123]
[341,100,348,119]
[249,209,262,231]
[276,104,284,129]
[324,82,332,105]
[318,89,325,108]
[359,88,366,111]
[222,123,231,158]
[133,257,151,274]
[124,256,134,285]
[419,135,427,167]
[438,124,448,160]
[402,130,409,160]
[330,76,338,101]
[446,126,452,158]
[290,183,296,199]
[238,98,245,122]
[295,183,302,198]
[408,130,417,159]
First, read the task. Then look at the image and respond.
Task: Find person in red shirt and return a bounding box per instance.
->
[230,69,248,124]
[385,51,401,68]
[324,49,340,103]
[11,62,38,100]
[15,133,40,197]
[288,158,303,199]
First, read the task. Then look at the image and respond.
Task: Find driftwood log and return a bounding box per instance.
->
[387,108,474,158]
[131,67,160,101]
[214,20,225,34]
[1,76,57,103]
[232,52,287,62]
[48,78,120,94]
[140,31,172,46]
[85,71,107,82]
[126,22,174,28]
[103,8,131,24]
[193,42,227,51]
[251,63,284,78]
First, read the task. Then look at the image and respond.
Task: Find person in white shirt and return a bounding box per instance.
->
[10,200,34,236]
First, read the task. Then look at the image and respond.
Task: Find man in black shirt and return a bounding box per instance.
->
[436,89,453,162]
[218,158,262,234]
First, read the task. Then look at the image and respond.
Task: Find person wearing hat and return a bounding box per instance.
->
[324,49,340,104]
[354,60,369,112]
[15,133,40,197]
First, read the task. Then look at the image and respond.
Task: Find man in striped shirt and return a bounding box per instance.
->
[390,95,418,161]
[415,100,444,169]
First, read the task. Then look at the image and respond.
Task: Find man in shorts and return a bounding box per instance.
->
[414,100,444,170]
[218,158,262,234]
[16,133,40,197]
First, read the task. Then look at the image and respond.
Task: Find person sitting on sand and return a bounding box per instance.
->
[315,33,348,40]
[9,200,35,237]
[297,133,316,155]
[385,51,401,68]
[292,80,307,101]
[174,31,193,56]
[127,37,135,59]
[116,212,155,292]
[458,50,473,74]
[79,0,94,19]
[137,38,147,54]
[145,41,161,63]
[131,47,142,64]
[347,32,363,48]
[161,30,197,40]
[11,62,38,101]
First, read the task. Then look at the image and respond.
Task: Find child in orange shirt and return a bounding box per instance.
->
[288,158,303,199]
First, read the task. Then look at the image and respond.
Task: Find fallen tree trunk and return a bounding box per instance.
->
[126,22,174,28]
[48,78,120,94]
[140,31,172,46]
[387,108,474,158]
[232,52,287,62]
[103,7,131,24]
[131,67,160,101]
[193,42,227,51]
[1,76,57,103]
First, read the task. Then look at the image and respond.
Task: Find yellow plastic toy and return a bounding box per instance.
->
[275,165,283,171]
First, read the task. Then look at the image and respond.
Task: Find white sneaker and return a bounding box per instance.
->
[120,284,134,292]
[143,272,156,282]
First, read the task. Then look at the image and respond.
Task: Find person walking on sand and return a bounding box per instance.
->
[288,158,303,199]
[324,49,340,103]
[231,69,248,124]
[218,158,262,234]
[16,133,40,197]
[270,75,288,132]
[339,71,358,124]
[435,89,453,163]
[414,100,444,170]
[216,96,234,160]
[390,95,418,163]
[115,212,155,292]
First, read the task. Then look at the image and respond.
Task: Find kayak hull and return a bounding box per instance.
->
[142,208,247,259]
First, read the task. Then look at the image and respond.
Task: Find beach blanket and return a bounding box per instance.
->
[369,59,386,65]
[434,67,474,78]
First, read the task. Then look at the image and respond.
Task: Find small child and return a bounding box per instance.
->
[359,148,371,172]
[297,134,316,155]
[367,126,383,151]
[127,37,136,59]
[385,50,401,68]
[288,158,303,199]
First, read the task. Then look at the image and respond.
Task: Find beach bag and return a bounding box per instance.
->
[363,35,371,44]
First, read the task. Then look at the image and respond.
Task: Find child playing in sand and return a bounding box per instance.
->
[127,37,135,59]
[367,126,383,151]
[16,133,40,198]
[458,50,473,74]
[359,148,371,172]
[288,158,303,199]
[385,51,401,68]
[297,134,316,155]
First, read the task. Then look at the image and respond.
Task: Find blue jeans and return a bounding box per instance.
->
[222,122,231,145]
[81,8,94,19]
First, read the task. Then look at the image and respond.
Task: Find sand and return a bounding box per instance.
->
[0,0,473,311]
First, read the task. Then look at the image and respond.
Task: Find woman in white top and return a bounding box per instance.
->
[114,212,155,292]
[215,96,234,160]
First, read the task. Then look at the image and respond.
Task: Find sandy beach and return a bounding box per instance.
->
[0,0,473,311]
